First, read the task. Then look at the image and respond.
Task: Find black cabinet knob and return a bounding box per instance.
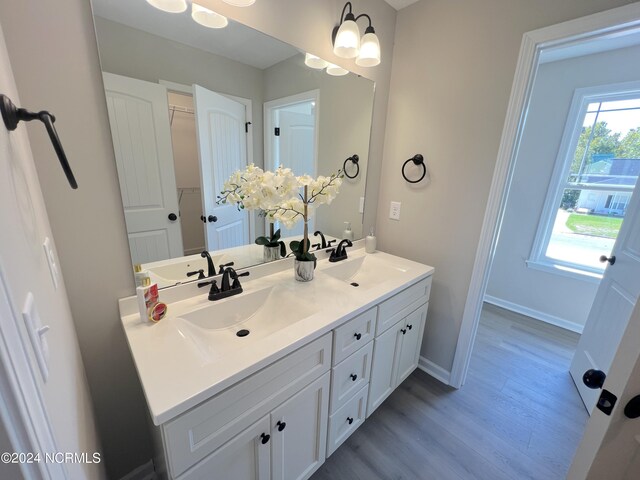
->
[401,328,407,335]
[347,417,354,425]
[276,421,286,432]
[583,369,607,389]
[208,215,218,223]
[624,395,640,419]
[260,433,270,444]
[354,332,362,340]
[200,215,206,223]
[407,324,413,330]
[168,213,178,221]
[350,373,358,381]
[600,255,616,265]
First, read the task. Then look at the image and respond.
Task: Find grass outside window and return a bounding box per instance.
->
[565,213,623,238]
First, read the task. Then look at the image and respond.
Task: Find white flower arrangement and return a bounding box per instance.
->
[218,164,343,261]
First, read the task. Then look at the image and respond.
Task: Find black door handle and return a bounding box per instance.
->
[208,215,218,223]
[168,213,178,221]
[583,369,607,389]
[624,395,640,419]
[600,255,616,265]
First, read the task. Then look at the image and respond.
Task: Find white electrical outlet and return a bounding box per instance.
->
[389,201,401,220]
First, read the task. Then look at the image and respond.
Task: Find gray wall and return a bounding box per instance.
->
[0,0,396,478]
[376,0,634,374]
[487,44,640,330]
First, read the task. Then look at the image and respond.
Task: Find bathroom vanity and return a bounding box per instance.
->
[119,245,433,479]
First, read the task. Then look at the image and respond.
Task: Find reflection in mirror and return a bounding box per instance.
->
[91,0,375,287]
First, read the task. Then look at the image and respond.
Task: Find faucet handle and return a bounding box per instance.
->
[327,239,337,247]
[231,270,249,289]
[187,269,206,280]
[218,262,235,274]
[311,242,321,251]
[197,279,219,294]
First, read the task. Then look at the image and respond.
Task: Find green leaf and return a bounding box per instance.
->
[278,240,286,257]
[255,236,269,246]
[272,229,281,242]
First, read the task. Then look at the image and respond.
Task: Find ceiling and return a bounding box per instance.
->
[91,0,300,70]
[384,0,421,10]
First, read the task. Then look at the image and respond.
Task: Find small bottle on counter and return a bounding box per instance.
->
[365,228,377,253]
[137,277,167,323]
[343,222,354,241]
[133,264,147,287]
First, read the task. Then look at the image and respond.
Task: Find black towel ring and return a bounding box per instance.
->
[0,94,77,189]
[402,154,426,184]
[343,154,360,179]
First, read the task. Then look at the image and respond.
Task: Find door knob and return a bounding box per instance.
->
[599,255,616,265]
[624,395,640,419]
[208,215,218,223]
[168,213,178,221]
[583,369,607,389]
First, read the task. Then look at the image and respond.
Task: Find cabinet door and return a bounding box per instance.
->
[271,372,330,480]
[396,303,428,385]
[177,415,270,480]
[366,322,404,418]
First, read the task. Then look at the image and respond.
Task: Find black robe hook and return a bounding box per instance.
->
[1,94,77,189]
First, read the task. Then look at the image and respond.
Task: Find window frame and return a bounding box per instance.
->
[527,80,640,281]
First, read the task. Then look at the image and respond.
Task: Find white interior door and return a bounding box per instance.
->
[568,299,640,479]
[102,72,183,264]
[193,84,249,250]
[570,181,640,412]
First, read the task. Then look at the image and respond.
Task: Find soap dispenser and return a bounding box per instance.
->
[343,222,354,241]
[365,228,377,253]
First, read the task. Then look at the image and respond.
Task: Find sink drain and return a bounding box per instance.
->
[236,329,250,337]
[350,282,359,287]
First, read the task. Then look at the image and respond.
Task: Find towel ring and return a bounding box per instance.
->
[343,154,360,179]
[402,154,426,184]
[1,94,77,189]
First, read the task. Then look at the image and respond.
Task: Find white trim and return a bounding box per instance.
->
[484,295,584,334]
[525,259,602,284]
[118,460,157,480]
[451,3,640,389]
[417,356,451,385]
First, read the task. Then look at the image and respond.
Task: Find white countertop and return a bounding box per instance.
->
[119,245,434,425]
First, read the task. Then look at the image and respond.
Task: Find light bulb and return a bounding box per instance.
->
[145,0,187,13]
[222,0,256,6]
[304,53,329,70]
[356,30,381,67]
[192,3,228,28]
[326,63,349,76]
[333,18,360,58]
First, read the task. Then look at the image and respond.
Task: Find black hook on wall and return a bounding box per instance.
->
[402,154,426,184]
[343,154,360,179]
[1,94,77,189]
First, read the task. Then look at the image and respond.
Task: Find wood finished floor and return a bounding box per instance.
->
[312,303,588,480]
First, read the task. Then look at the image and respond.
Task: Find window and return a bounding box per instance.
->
[529,84,640,279]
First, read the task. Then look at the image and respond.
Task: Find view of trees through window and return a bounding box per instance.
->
[546,98,640,272]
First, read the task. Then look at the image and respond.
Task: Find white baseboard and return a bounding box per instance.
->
[418,356,451,385]
[184,246,205,256]
[119,460,157,480]
[484,295,584,334]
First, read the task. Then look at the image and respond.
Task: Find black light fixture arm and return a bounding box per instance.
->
[339,2,355,23]
[0,94,77,189]
[355,13,375,32]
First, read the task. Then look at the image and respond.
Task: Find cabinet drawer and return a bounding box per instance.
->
[377,276,431,335]
[332,307,376,366]
[164,333,332,477]
[330,342,373,413]
[327,385,368,457]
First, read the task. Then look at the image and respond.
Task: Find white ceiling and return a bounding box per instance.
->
[384,0,421,10]
[91,0,300,70]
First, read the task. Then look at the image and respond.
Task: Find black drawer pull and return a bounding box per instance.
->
[276,421,286,432]
[347,417,354,425]
[354,332,362,340]
[260,433,270,444]
[401,328,407,334]
[350,373,358,381]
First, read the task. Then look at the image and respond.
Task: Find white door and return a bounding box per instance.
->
[570,181,640,412]
[0,24,104,479]
[568,299,640,479]
[271,373,329,480]
[193,84,249,250]
[102,72,183,264]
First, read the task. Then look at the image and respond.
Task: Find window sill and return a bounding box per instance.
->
[525,259,602,284]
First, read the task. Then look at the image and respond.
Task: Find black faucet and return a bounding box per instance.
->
[218,262,235,274]
[312,231,337,251]
[201,251,215,277]
[329,239,353,262]
[197,279,220,301]
[199,266,250,301]
[186,268,206,280]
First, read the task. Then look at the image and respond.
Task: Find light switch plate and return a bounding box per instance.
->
[43,237,59,290]
[389,201,401,220]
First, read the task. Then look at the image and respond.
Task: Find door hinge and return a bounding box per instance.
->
[274,127,280,136]
[245,121,251,133]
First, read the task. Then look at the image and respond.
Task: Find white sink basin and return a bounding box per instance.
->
[321,255,409,289]
[173,286,319,361]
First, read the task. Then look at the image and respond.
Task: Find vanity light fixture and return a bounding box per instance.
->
[326,63,349,76]
[192,2,228,28]
[145,0,187,13]
[333,2,381,66]
[304,53,329,70]
[222,0,256,6]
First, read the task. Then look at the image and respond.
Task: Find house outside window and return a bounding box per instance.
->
[528,83,640,279]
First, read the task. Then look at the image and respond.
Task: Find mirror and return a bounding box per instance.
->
[90,0,375,288]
